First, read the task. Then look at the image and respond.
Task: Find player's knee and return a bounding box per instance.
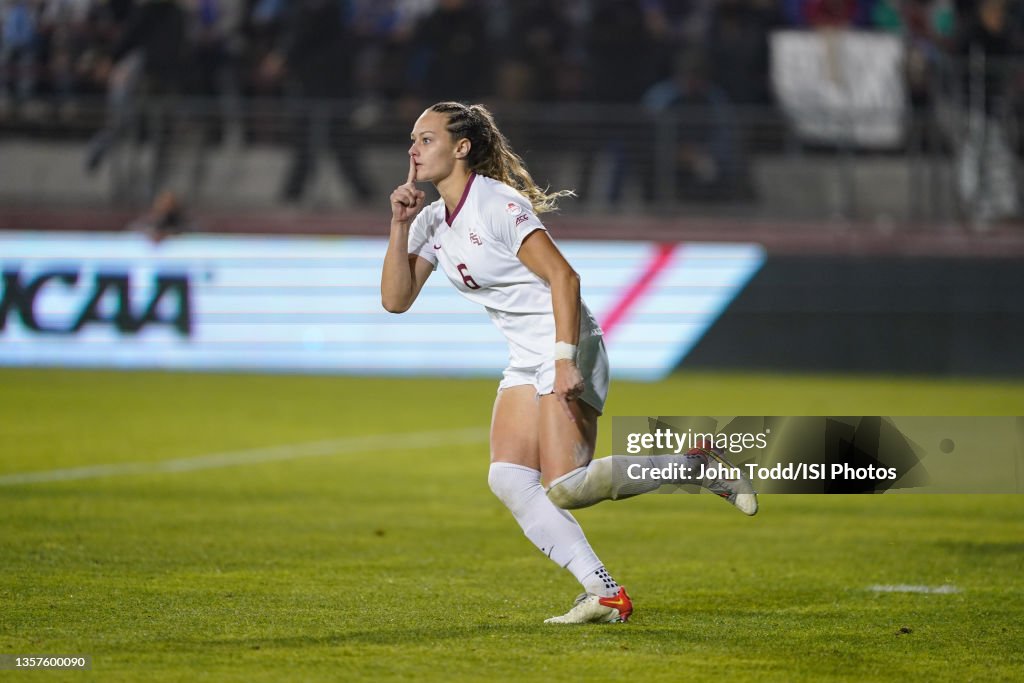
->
[487,464,509,501]
[546,483,583,509]
[488,461,540,506]
[546,467,591,510]
[546,459,613,510]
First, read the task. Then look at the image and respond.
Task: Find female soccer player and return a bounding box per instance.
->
[381,101,756,624]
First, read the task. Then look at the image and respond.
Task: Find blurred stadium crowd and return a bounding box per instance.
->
[1,0,1022,227]
[1,0,1020,112]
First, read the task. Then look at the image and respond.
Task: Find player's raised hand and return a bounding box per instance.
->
[390,155,426,225]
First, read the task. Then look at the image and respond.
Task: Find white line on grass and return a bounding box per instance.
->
[868,584,961,594]
[0,427,489,486]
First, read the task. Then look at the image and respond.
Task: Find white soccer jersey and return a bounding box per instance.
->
[408,174,602,368]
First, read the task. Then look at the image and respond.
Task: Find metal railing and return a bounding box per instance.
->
[0,65,1020,229]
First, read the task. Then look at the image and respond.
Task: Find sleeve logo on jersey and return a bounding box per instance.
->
[505,202,524,217]
[515,213,531,226]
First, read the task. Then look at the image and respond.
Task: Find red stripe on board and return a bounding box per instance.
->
[600,243,678,339]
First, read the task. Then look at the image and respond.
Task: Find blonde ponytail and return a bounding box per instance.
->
[429,101,574,214]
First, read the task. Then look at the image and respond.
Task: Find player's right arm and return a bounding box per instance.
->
[382,157,432,313]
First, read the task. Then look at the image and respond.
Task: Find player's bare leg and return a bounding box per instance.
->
[541,396,757,516]
[489,385,541,470]
[537,393,599,483]
[529,394,631,624]
[488,387,628,623]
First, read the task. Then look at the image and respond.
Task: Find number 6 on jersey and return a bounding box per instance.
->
[457,263,481,290]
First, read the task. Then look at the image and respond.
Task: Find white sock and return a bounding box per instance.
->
[488,462,619,597]
[583,566,619,597]
[547,453,706,510]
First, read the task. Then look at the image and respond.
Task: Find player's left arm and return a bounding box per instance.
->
[517,231,585,421]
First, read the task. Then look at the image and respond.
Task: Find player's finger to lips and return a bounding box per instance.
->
[407,156,416,185]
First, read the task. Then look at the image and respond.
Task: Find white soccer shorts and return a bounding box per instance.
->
[497,334,609,414]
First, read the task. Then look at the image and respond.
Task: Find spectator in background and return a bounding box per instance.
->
[496,0,572,103]
[350,0,433,102]
[879,1,953,97]
[109,0,195,232]
[261,0,374,205]
[804,0,858,27]
[481,1,576,199]
[242,0,285,101]
[94,0,135,28]
[76,0,201,235]
[80,1,139,167]
[349,1,402,102]
[583,0,657,106]
[643,0,715,84]
[706,0,777,108]
[783,0,892,28]
[406,0,488,103]
[577,0,657,204]
[952,0,1021,228]
[84,0,187,180]
[873,1,953,130]
[1,0,40,112]
[186,0,246,146]
[37,0,94,113]
[70,0,134,96]
[643,48,749,201]
[110,0,188,100]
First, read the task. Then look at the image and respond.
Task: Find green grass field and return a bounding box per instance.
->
[1,368,1022,682]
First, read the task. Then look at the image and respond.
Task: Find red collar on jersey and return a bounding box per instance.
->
[445,172,476,226]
